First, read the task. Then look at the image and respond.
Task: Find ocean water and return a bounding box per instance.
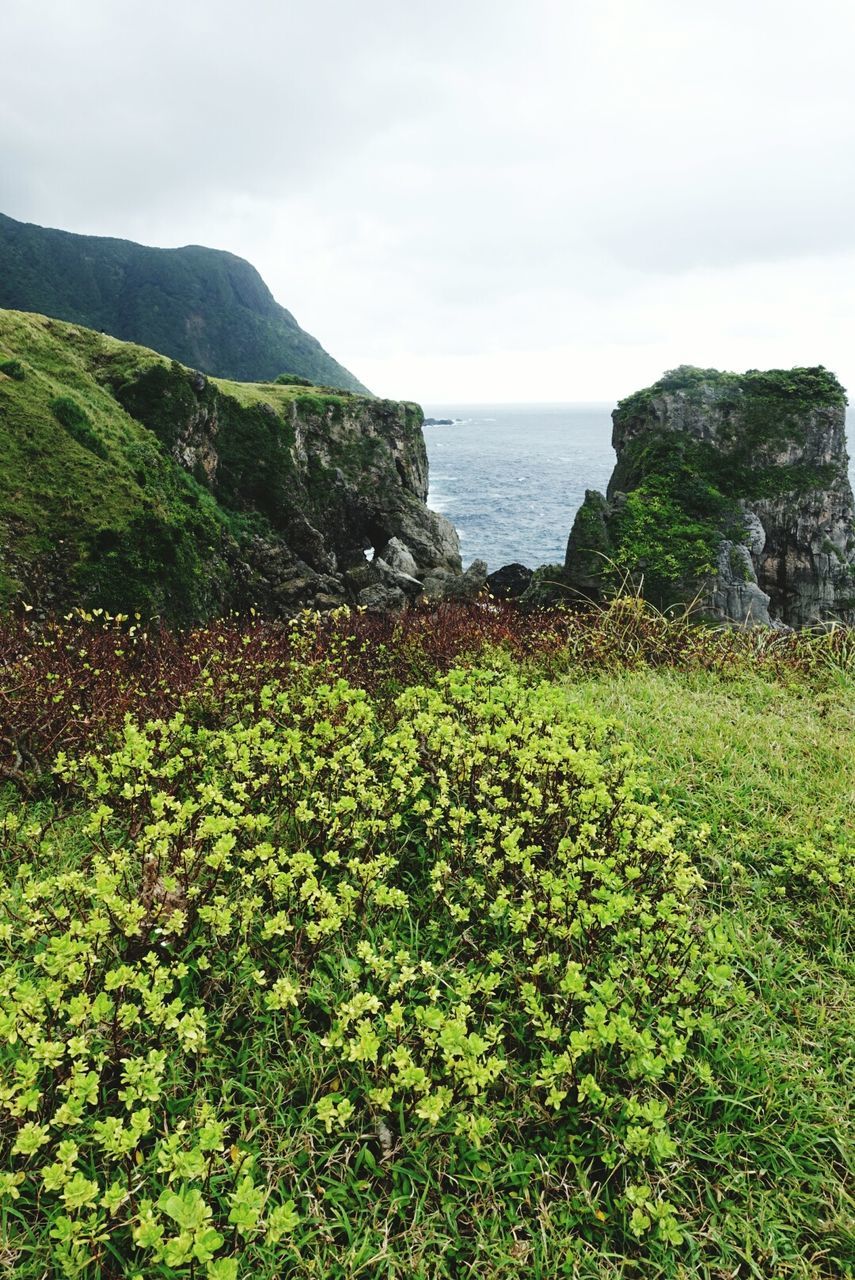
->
[424,403,855,574]
[424,403,618,572]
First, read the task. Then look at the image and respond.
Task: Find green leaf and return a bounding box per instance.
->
[158,1186,211,1231]
[207,1259,239,1280]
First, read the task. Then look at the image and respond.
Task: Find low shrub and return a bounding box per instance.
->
[0,666,732,1274]
[50,397,109,460]
[1,602,853,789]
[0,357,26,380]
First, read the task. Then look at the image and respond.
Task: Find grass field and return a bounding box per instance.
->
[0,602,852,1278]
[559,670,854,1277]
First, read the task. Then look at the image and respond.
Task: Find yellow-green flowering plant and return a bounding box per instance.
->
[0,664,736,1274]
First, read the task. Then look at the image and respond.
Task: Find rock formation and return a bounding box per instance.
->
[486,563,534,599]
[0,310,482,620]
[564,366,855,627]
[117,366,467,613]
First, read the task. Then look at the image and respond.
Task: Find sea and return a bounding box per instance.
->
[424,403,855,574]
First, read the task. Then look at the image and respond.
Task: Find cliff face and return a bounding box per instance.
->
[564,366,855,627]
[0,211,368,392]
[0,309,467,620]
[112,362,464,614]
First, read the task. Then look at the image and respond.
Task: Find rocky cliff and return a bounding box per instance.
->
[564,365,855,627]
[0,309,476,620]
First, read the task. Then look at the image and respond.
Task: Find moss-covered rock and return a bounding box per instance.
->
[564,365,855,627]
[0,309,461,620]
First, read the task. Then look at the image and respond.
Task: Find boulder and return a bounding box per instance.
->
[486,563,533,599]
[343,563,375,594]
[519,564,571,609]
[372,557,423,597]
[379,536,420,579]
[423,559,488,602]
[358,583,407,611]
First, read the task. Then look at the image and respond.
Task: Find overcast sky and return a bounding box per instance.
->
[3,0,855,403]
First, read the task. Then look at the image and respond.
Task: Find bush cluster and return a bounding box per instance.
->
[50,397,109,461]
[2,602,853,789]
[0,357,26,380]
[1,663,733,1274]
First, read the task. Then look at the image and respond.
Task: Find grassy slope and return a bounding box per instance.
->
[0,611,851,1279]
[0,309,362,615]
[560,670,854,1277]
[0,212,368,393]
[0,312,172,593]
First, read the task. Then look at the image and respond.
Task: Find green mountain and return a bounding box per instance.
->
[0,211,368,392]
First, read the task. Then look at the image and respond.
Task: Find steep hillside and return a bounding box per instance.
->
[0,211,368,392]
[0,309,460,619]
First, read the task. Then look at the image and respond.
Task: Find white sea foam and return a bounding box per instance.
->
[422,403,615,569]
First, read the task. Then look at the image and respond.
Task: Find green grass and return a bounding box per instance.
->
[0,311,240,619]
[558,669,854,1277]
[0,627,852,1278]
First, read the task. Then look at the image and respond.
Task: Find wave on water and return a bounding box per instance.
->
[423,404,615,571]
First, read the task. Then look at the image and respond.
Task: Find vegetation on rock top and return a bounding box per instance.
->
[615,363,847,420]
[566,364,853,613]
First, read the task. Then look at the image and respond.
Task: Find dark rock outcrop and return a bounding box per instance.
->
[421,559,488,603]
[111,361,474,613]
[486,563,533,599]
[564,366,855,627]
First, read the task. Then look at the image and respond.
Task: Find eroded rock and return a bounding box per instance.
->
[111,365,469,614]
[564,365,855,627]
[423,559,488,602]
[380,536,420,579]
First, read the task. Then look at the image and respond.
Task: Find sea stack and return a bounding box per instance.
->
[564,365,855,627]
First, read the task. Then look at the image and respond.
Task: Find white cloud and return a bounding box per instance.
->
[2,0,855,401]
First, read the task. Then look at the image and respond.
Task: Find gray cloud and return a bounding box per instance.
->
[2,0,855,400]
